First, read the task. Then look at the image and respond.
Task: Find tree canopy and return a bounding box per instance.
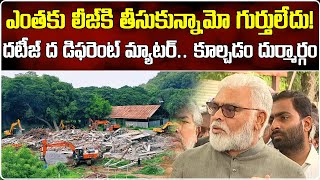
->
[4,71,315,130]
[2,71,197,129]
[2,146,79,178]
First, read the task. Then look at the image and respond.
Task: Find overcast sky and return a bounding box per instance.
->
[1,71,160,88]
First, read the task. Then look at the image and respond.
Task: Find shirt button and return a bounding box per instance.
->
[232,169,237,172]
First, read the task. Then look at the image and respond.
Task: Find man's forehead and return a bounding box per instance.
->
[272,99,295,114]
[174,113,194,124]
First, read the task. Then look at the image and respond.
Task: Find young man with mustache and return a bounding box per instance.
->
[171,74,305,178]
[270,90,319,178]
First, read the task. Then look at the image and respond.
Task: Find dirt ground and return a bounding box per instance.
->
[80,158,174,178]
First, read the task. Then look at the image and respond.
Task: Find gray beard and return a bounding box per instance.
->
[209,117,255,152]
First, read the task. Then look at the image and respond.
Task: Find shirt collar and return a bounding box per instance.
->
[303,144,318,166]
[238,138,265,157]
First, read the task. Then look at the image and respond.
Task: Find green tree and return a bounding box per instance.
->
[2,146,77,178]
[2,146,46,178]
[143,72,198,91]
[85,94,112,119]
[149,88,194,117]
[2,72,76,130]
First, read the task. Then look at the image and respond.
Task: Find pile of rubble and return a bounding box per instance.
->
[2,127,176,163]
[23,128,50,139]
[103,130,172,161]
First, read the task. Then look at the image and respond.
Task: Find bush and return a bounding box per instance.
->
[2,146,47,178]
[1,146,82,178]
[56,162,68,175]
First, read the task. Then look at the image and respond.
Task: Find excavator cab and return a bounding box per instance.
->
[73,147,96,166]
[74,148,84,158]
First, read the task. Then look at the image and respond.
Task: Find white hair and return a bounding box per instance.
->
[184,100,203,126]
[218,73,273,137]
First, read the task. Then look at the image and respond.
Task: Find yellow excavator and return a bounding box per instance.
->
[59,120,76,130]
[4,119,24,137]
[153,121,178,133]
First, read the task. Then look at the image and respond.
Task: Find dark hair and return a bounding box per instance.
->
[273,90,312,119]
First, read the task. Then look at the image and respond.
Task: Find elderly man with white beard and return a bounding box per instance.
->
[171,74,305,178]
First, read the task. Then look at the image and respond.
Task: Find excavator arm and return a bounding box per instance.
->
[17,119,23,131]
[95,120,110,125]
[41,139,76,159]
[153,121,178,133]
[40,139,99,166]
[59,120,65,130]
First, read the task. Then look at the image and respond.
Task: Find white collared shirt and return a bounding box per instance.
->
[302,145,319,179]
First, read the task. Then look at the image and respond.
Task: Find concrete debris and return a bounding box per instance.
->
[23,128,50,139]
[45,151,68,165]
[2,127,176,166]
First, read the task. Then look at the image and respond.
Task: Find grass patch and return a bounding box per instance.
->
[60,166,88,178]
[60,171,82,178]
[133,165,165,175]
[56,163,85,178]
[72,167,86,175]
[109,173,137,178]
[95,158,111,166]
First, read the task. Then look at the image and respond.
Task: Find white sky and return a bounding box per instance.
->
[1,71,160,88]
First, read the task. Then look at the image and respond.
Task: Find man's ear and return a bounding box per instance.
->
[302,116,312,133]
[196,126,201,137]
[255,111,267,131]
